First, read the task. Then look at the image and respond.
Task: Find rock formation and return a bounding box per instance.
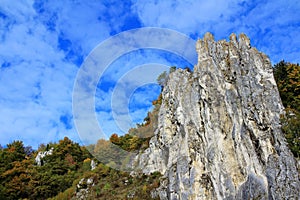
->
[35,147,54,166]
[91,159,97,170]
[136,33,300,199]
[75,177,94,200]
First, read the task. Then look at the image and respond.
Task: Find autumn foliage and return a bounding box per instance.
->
[273,61,300,158]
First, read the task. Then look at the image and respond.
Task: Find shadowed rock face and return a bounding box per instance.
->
[137,33,300,200]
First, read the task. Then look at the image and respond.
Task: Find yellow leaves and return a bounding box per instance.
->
[94,139,110,153]
[128,136,140,150]
[142,184,148,194]
[152,92,162,105]
[83,158,91,163]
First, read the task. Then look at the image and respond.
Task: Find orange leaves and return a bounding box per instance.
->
[110,133,120,145]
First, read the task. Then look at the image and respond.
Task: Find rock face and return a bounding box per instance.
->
[35,147,54,166]
[91,159,97,170]
[75,177,94,200]
[137,33,300,199]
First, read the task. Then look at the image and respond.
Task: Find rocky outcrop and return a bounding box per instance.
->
[35,147,54,166]
[91,159,97,170]
[75,177,94,200]
[137,33,300,199]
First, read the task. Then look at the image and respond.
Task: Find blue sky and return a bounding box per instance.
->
[0,0,299,148]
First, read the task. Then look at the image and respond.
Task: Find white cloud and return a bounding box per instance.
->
[0,1,115,148]
[133,0,300,64]
[132,0,241,35]
[233,0,300,63]
[30,1,112,54]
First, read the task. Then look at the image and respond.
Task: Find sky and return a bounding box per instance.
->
[0,0,299,149]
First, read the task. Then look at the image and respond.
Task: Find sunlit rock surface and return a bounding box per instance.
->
[35,147,54,166]
[136,33,300,199]
[91,159,97,170]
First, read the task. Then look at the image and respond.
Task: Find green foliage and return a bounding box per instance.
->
[156,66,180,88]
[109,134,148,152]
[0,141,35,200]
[274,61,300,110]
[157,70,168,87]
[109,97,161,153]
[0,140,26,175]
[169,66,177,73]
[273,60,300,158]
[0,141,26,171]
[280,109,300,158]
[0,137,92,200]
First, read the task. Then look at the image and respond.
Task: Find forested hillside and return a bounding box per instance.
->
[0,137,92,199]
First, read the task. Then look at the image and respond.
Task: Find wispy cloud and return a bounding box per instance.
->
[133,0,300,64]
[132,0,241,36]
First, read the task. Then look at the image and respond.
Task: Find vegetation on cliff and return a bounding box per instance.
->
[273,61,300,158]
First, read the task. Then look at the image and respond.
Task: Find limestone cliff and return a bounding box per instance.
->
[136,33,300,199]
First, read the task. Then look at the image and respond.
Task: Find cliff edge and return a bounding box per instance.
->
[136,33,300,199]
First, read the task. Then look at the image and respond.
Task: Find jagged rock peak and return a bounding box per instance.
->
[136,33,300,199]
[203,32,214,41]
[238,33,251,48]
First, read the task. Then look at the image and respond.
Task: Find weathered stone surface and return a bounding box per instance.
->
[35,147,54,166]
[74,177,94,200]
[91,159,97,170]
[137,33,300,199]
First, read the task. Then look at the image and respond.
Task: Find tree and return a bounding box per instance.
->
[281,109,300,158]
[0,141,26,172]
[0,141,36,200]
[1,159,34,199]
[27,137,91,199]
[157,71,168,88]
[6,140,26,162]
[157,66,180,89]
[169,66,177,73]
[273,61,300,158]
[273,61,300,111]
[110,133,120,145]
